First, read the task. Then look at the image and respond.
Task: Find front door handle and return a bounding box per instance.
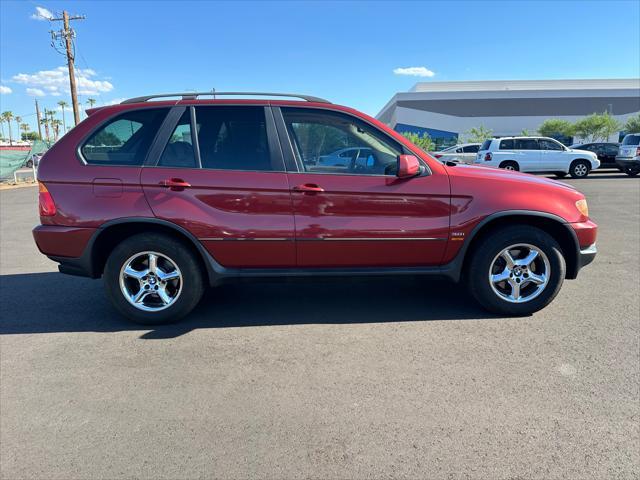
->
[160,178,191,191]
[293,183,324,193]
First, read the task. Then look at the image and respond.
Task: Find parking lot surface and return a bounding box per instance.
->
[1,173,638,479]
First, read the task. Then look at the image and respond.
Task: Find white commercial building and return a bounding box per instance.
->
[376,79,640,146]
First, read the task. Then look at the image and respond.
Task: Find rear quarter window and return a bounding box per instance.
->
[480,139,492,151]
[81,108,169,166]
[622,134,640,146]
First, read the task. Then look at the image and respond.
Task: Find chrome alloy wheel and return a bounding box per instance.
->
[488,244,550,304]
[119,251,182,312]
[574,163,588,177]
[504,164,516,171]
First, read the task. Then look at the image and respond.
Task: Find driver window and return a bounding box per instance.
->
[281,108,403,175]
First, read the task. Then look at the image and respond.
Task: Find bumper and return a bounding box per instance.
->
[577,243,597,271]
[567,219,597,279]
[615,156,640,169]
[33,225,97,278]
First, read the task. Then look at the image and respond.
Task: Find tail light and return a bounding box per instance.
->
[38,182,57,216]
[434,154,443,159]
[484,152,492,161]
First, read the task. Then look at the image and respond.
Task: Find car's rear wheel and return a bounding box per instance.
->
[499,161,519,171]
[623,165,640,177]
[466,225,566,316]
[104,233,204,324]
[569,160,590,178]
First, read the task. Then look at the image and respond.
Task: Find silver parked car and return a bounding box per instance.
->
[616,133,640,177]
[433,143,481,164]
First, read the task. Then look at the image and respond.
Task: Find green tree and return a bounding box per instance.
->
[520,129,531,136]
[464,125,493,144]
[57,100,69,133]
[1,111,14,145]
[537,119,574,138]
[573,112,621,142]
[51,119,62,141]
[22,131,40,141]
[402,131,434,152]
[14,116,22,142]
[623,113,640,134]
[86,98,97,108]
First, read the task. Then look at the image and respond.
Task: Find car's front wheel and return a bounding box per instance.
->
[103,233,205,324]
[466,225,566,316]
[569,160,591,178]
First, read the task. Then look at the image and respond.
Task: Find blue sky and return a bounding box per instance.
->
[1,0,639,132]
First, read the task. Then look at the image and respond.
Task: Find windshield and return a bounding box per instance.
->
[622,134,640,146]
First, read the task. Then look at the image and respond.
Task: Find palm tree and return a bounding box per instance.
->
[0,117,4,141]
[14,116,22,142]
[57,100,69,133]
[1,111,14,145]
[86,98,97,108]
[51,119,63,142]
[40,117,50,143]
[20,123,30,141]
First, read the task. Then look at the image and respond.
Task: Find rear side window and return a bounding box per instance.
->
[195,106,275,171]
[480,139,492,151]
[463,145,479,153]
[622,134,640,146]
[81,108,168,165]
[515,139,539,150]
[499,139,514,150]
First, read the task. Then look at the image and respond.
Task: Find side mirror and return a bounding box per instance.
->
[397,154,421,178]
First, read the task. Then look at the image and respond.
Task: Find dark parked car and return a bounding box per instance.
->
[570,142,619,167]
[33,92,597,324]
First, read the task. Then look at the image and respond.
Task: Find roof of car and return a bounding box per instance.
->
[121,92,331,104]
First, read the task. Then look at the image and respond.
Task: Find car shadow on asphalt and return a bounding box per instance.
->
[0,272,505,338]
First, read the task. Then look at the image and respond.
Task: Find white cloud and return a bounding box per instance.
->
[12,66,114,96]
[393,66,435,78]
[0,85,12,94]
[31,6,53,21]
[26,88,45,97]
[102,98,126,106]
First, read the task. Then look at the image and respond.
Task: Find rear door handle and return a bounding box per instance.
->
[293,183,324,193]
[160,178,191,191]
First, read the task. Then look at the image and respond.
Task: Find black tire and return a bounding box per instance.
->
[103,233,205,324]
[499,161,519,172]
[623,166,640,177]
[554,172,567,178]
[569,159,590,178]
[25,159,33,168]
[466,225,566,316]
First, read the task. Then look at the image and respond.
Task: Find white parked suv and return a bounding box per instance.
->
[475,136,600,178]
[433,143,480,164]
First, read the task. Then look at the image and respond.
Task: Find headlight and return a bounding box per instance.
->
[575,199,589,217]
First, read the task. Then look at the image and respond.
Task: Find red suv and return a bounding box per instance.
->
[33,92,597,324]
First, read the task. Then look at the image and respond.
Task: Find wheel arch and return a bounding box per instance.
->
[498,160,519,169]
[452,211,581,281]
[87,218,218,283]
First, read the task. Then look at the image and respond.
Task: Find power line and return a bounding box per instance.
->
[49,11,85,126]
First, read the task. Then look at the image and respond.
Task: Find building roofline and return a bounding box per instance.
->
[409,78,640,93]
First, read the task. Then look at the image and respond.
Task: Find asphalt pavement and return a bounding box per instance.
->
[1,172,638,479]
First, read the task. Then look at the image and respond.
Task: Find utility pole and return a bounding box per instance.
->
[35,99,43,140]
[49,11,85,126]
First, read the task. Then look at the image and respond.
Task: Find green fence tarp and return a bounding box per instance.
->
[0,140,50,180]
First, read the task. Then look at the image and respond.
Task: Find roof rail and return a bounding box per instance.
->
[121,91,330,104]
